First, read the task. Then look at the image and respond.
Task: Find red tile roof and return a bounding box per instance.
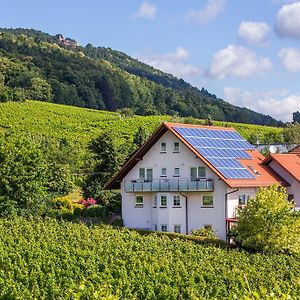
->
[105,122,286,189]
[263,154,300,183]
[289,145,300,155]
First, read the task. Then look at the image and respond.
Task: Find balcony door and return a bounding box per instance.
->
[139,168,153,182]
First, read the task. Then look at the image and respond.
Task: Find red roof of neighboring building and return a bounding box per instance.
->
[263,154,300,183]
[105,122,287,189]
[289,145,300,155]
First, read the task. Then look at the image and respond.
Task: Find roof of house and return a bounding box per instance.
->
[105,122,286,190]
[289,145,300,155]
[263,153,300,183]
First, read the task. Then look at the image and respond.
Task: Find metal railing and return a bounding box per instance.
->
[124,178,214,192]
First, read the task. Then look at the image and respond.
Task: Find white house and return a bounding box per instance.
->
[105,122,288,240]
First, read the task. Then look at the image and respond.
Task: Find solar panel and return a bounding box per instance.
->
[173,126,255,180]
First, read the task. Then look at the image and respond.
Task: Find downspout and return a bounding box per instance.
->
[180,193,188,235]
[225,188,239,242]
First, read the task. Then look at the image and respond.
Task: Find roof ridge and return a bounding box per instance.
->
[163,122,235,131]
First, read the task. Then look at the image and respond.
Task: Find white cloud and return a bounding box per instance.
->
[134,2,157,19]
[279,48,300,72]
[186,0,226,23]
[238,21,270,46]
[275,1,300,40]
[224,87,300,121]
[137,47,200,78]
[206,44,272,79]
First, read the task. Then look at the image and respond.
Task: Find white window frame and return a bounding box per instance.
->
[161,142,167,153]
[174,142,180,153]
[173,167,180,177]
[135,195,144,208]
[139,168,153,182]
[161,224,168,232]
[174,224,181,233]
[173,195,181,207]
[161,167,167,177]
[202,195,213,208]
[160,195,167,207]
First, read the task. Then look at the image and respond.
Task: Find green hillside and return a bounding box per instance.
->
[0,28,282,126]
[0,100,284,146]
[0,218,299,299]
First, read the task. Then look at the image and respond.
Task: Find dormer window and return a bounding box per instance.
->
[161,142,167,153]
[174,142,180,153]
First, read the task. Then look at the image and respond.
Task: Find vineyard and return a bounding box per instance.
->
[0,217,299,299]
[0,100,284,146]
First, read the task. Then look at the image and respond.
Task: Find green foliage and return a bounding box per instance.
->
[234,185,300,255]
[283,123,300,144]
[0,28,283,126]
[191,227,217,239]
[293,111,300,123]
[0,217,299,298]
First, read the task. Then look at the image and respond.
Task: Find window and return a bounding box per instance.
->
[139,168,145,179]
[161,224,168,232]
[154,224,158,231]
[174,142,180,152]
[161,167,167,177]
[174,225,181,233]
[160,195,167,207]
[139,168,153,181]
[161,142,167,153]
[153,196,157,207]
[191,167,206,180]
[288,194,294,202]
[204,224,212,231]
[174,167,180,177]
[238,194,249,205]
[135,195,144,208]
[202,195,213,207]
[173,195,181,207]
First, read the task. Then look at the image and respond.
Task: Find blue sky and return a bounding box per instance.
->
[2,0,300,121]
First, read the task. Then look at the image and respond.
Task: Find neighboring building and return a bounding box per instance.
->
[263,153,300,208]
[106,122,288,240]
[255,143,296,154]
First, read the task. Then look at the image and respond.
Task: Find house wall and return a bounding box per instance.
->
[121,130,232,240]
[269,161,300,207]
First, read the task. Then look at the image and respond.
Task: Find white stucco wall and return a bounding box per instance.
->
[121,130,234,239]
[269,160,300,207]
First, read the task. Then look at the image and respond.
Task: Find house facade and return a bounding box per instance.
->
[106,122,288,240]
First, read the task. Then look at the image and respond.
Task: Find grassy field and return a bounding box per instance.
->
[0,100,284,145]
[0,217,298,299]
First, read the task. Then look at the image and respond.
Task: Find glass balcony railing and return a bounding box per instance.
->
[124,178,214,192]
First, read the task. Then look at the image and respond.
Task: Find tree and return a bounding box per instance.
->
[293,111,300,124]
[283,124,300,144]
[83,131,121,200]
[233,185,300,255]
[133,126,148,148]
[0,135,49,214]
[29,77,53,101]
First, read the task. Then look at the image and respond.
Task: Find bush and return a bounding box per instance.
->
[233,185,300,256]
[191,227,217,239]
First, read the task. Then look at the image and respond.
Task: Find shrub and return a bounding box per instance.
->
[233,185,300,256]
[51,196,73,210]
[191,228,217,239]
[79,198,97,208]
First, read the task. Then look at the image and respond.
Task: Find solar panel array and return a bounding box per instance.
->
[173,127,255,179]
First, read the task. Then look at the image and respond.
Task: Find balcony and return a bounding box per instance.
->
[124,178,214,192]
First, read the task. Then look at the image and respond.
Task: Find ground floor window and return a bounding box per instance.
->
[135,195,144,208]
[202,195,213,207]
[161,224,168,232]
[174,225,181,233]
[173,195,181,207]
[153,196,157,207]
[154,224,157,231]
[160,195,167,207]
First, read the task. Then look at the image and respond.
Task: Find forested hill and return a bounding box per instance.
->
[0,28,281,126]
